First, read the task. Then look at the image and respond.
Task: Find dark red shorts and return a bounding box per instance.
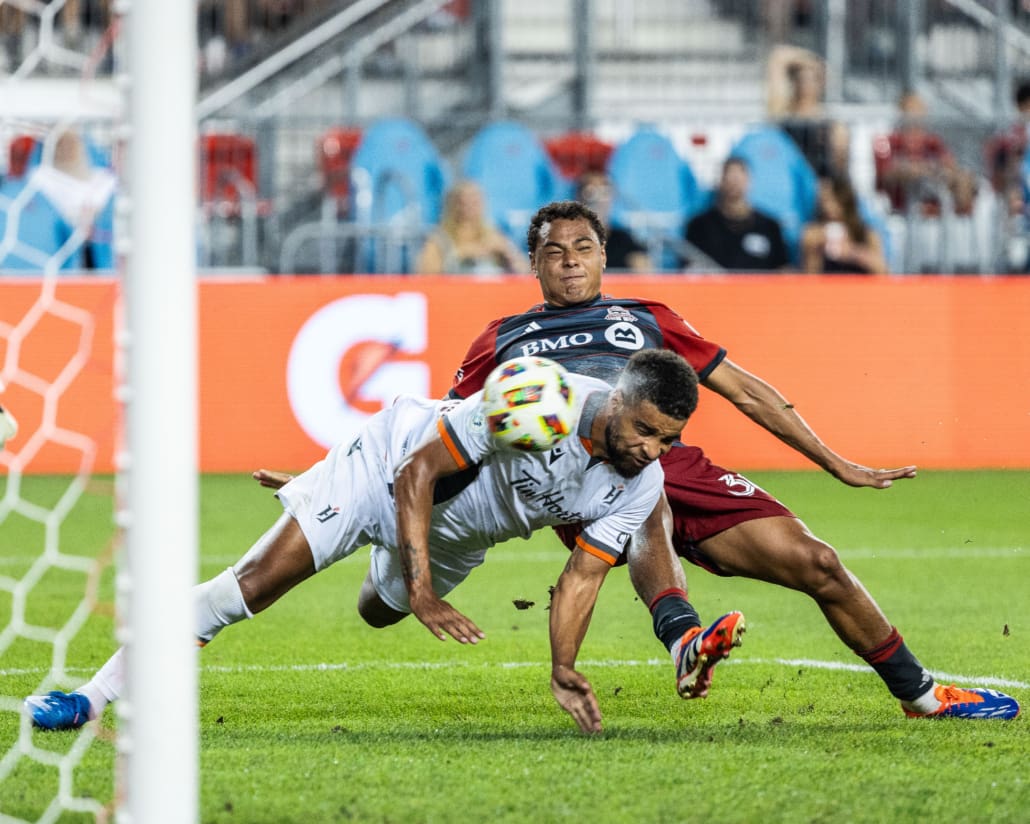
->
[553,443,793,576]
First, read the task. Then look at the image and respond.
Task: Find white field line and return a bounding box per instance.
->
[4,656,1027,690]
[1,546,1026,569]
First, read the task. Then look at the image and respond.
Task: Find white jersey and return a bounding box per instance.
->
[277,372,664,611]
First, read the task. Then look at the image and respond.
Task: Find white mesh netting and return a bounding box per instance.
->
[0,2,121,820]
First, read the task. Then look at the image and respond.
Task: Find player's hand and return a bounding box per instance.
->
[551,664,602,734]
[252,468,293,490]
[409,589,485,645]
[834,461,917,489]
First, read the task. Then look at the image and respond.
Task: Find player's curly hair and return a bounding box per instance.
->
[526,201,608,254]
[618,350,698,421]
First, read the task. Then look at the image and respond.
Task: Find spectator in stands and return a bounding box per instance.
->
[985,79,1030,211]
[415,180,526,275]
[800,174,887,275]
[874,90,978,218]
[30,129,116,270]
[766,43,849,177]
[576,171,653,273]
[682,157,790,272]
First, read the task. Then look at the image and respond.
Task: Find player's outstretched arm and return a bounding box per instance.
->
[549,548,610,733]
[252,468,293,489]
[393,437,485,645]
[703,359,917,488]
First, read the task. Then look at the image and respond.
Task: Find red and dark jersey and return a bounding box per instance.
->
[449,294,726,398]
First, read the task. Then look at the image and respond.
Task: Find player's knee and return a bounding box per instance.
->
[798,539,852,598]
[356,577,407,628]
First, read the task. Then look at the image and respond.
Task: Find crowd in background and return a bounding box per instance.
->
[3,2,1030,276]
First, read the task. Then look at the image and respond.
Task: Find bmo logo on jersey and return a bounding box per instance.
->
[519,321,646,357]
[287,293,429,448]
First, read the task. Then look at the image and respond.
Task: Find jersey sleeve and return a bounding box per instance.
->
[435,390,494,469]
[576,464,663,566]
[448,318,504,399]
[649,301,727,381]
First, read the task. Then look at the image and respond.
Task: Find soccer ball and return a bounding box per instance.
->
[481,356,576,452]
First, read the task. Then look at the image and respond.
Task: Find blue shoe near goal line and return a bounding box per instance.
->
[24,691,92,731]
[903,685,1021,720]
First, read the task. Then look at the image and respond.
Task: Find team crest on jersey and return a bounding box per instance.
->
[604,306,638,323]
[467,406,485,432]
[604,321,645,350]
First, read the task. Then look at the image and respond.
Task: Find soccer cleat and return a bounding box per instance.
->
[903,684,1021,720]
[24,690,92,731]
[676,610,746,699]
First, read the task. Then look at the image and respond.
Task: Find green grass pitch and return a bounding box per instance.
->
[1,470,1028,822]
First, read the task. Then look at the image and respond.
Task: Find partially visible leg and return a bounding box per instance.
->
[699,516,1020,718]
[357,569,408,628]
[623,494,745,699]
[699,516,892,651]
[27,513,318,729]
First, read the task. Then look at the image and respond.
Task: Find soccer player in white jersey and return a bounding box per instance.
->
[26,350,745,734]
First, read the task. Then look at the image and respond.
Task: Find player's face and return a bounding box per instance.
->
[602,395,684,478]
[531,218,606,307]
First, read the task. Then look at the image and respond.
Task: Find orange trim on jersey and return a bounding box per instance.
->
[579,435,594,454]
[575,534,618,566]
[436,418,470,470]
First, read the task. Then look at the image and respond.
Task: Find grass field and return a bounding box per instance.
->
[2,470,1028,823]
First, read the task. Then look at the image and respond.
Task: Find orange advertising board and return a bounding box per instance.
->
[2,275,1028,474]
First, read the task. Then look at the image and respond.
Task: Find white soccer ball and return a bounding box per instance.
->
[481,356,576,452]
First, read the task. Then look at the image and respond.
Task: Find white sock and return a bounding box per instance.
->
[77,647,124,720]
[195,566,253,643]
[72,568,252,719]
[901,682,942,714]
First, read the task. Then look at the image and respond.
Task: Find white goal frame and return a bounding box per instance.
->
[119,1,198,821]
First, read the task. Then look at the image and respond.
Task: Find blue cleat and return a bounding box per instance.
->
[24,690,92,730]
[676,610,746,699]
[903,685,1021,720]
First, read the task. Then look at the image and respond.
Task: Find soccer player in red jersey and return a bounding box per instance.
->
[445,200,1018,720]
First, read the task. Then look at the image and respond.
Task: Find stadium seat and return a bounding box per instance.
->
[318,126,363,205]
[728,126,818,264]
[0,177,84,272]
[606,127,702,269]
[6,135,39,180]
[347,117,449,272]
[461,121,567,251]
[544,131,614,182]
[200,133,259,213]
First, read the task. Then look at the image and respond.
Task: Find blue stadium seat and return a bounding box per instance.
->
[728,126,818,264]
[0,178,83,272]
[606,127,702,270]
[461,121,567,251]
[348,117,449,272]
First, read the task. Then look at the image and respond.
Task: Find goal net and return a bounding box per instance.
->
[0,2,198,822]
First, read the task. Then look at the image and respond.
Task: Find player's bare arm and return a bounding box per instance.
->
[703,358,917,488]
[548,547,611,734]
[253,468,293,489]
[393,437,486,644]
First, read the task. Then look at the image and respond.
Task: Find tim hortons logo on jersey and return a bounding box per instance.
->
[604,306,638,323]
[510,469,586,522]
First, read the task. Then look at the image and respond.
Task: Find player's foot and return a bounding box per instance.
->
[24,691,92,731]
[676,610,746,699]
[903,685,1020,719]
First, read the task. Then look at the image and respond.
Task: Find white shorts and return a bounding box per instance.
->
[368,541,488,614]
[277,435,488,615]
[276,441,389,571]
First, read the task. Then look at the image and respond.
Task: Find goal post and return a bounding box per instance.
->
[120,0,199,821]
